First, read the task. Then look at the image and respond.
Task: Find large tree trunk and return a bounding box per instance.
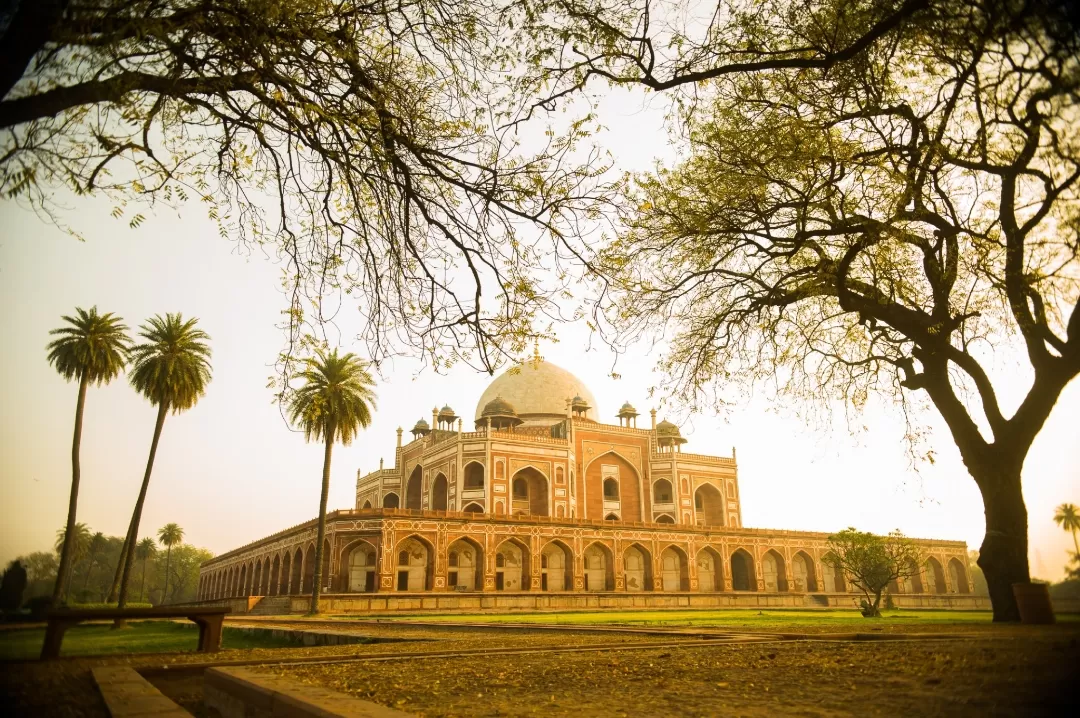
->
[309,433,334,615]
[974,462,1029,622]
[116,403,168,616]
[0,0,70,101]
[53,372,88,606]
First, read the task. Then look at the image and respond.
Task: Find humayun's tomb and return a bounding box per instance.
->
[197,352,986,612]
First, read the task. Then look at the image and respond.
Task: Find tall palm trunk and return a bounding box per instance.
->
[1070,527,1079,557]
[53,373,89,605]
[140,556,148,602]
[309,430,334,614]
[106,538,129,603]
[82,553,97,592]
[163,545,173,604]
[116,403,168,613]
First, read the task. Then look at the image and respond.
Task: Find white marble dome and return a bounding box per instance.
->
[474,359,599,425]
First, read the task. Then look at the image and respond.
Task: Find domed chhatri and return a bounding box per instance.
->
[617,401,639,427]
[477,395,523,431]
[410,418,431,438]
[655,419,687,451]
[474,357,599,425]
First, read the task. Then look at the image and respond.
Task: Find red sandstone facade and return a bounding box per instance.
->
[198,359,982,611]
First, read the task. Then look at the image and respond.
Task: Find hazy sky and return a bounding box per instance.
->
[1,88,1077,581]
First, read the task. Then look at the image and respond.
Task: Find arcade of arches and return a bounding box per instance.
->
[200,357,982,610]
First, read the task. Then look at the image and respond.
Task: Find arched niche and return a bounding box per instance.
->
[791,551,816,592]
[583,542,614,591]
[405,466,423,510]
[697,547,723,592]
[395,535,433,591]
[463,461,485,490]
[731,548,755,591]
[541,540,573,591]
[660,545,690,591]
[382,492,400,509]
[761,549,788,592]
[693,483,725,527]
[447,537,483,591]
[343,539,378,592]
[431,473,449,511]
[623,544,653,592]
[495,538,530,591]
[652,479,673,504]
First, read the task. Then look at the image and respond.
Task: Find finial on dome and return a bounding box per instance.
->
[531,340,543,368]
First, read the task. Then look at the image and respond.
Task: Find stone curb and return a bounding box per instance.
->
[91,666,193,717]
[205,665,415,717]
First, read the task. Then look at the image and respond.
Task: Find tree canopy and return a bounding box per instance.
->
[597,0,1079,620]
[1,0,609,375]
[826,528,923,616]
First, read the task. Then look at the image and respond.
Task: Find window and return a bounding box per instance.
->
[513,477,528,498]
[653,480,672,503]
[556,467,565,484]
[398,550,409,565]
[464,463,485,489]
[496,553,505,568]
[449,551,458,567]
[603,478,619,500]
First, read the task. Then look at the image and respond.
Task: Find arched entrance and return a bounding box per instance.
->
[447,538,483,591]
[693,484,725,526]
[652,479,673,504]
[510,467,549,516]
[584,542,614,591]
[762,550,788,592]
[396,536,432,591]
[660,546,689,591]
[382,492,399,509]
[623,544,652,591]
[697,547,723,592]
[405,466,423,509]
[731,549,755,591]
[431,473,448,511]
[463,462,485,489]
[495,539,530,590]
[302,544,316,593]
[948,558,970,594]
[791,551,816,592]
[280,551,292,594]
[347,542,377,592]
[821,553,845,592]
[541,541,573,591]
[900,559,924,593]
[926,557,946,593]
[270,556,280,596]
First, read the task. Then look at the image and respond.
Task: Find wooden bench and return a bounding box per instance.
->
[41,606,230,659]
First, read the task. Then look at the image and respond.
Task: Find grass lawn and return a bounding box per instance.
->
[0,620,293,661]
[341,608,1078,631]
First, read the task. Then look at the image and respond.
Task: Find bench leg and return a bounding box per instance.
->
[40,619,77,660]
[191,616,224,652]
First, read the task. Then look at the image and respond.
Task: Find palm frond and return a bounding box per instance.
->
[46,306,131,385]
[129,313,213,412]
[286,349,377,445]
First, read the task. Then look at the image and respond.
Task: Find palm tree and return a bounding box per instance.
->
[54,523,91,602]
[82,532,107,593]
[157,524,184,603]
[1054,503,1080,557]
[135,537,157,603]
[286,349,376,614]
[46,307,130,605]
[115,314,211,611]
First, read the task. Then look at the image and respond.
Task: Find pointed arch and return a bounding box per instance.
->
[791,550,816,592]
[652,478,673,504]
[583,541,615,591]
[731,548,755,591]
[623,543,653,592]
[947,557,970,594]
[382,492,400,509]
[405,465,424,509]
[585,451,643,522]
[660,545,690,591]
[395,534,434,591]
[494,537,531,591]
[900,558,924,594]
[541,539,573,591]
[761,549,787,592]
[925,557,946,594]
[270,555,281,596]
[302,543,316,593]
[820,552,845,592]
[696,546,723,592]
[447,536,484,591]
[361,500,373,509]
[510,466,549,516]
[693,483,725,527]
[431,473,449,511]
[461,501,485,513]
[463,461,485,490]
[280,550,293,594]
[341,538,379,593]
[654,513,675,524]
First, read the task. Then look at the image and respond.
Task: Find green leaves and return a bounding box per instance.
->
[286,349,377,446]
[128,313,212,413]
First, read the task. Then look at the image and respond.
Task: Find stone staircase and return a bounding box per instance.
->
[247,596,293,615]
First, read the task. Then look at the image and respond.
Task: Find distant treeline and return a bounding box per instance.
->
[14,530,211,606]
